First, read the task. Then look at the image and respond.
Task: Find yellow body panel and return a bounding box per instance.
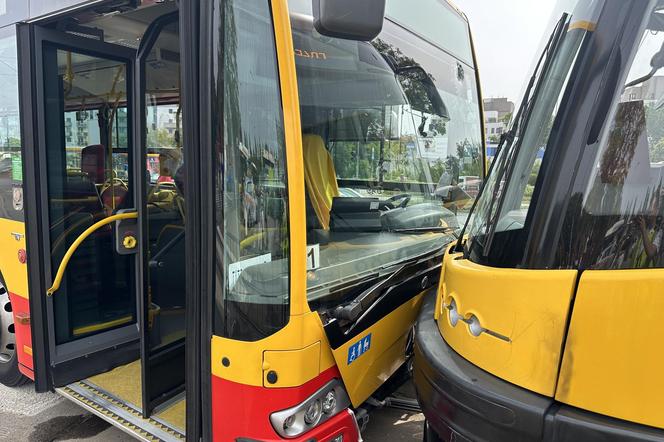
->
[271,0,307,317]
[0,219,28,298]
[438,251,577,396]
[211,311,335,387]
[264,342,321,388]
[331,294,424,407]
[556,269,664,429]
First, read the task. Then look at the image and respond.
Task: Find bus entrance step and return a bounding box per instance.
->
[56,381,185,442]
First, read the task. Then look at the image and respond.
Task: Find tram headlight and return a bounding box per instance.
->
[270,379,351,438]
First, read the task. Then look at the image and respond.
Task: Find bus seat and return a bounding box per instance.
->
[303,134,339,230]
[81,144,106,184]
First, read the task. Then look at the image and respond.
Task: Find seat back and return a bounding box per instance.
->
[302,134,339,230]
[81,144,106,185]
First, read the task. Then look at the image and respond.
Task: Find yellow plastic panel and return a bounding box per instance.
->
[263,342,321,388]
[0,219,28,298]
[439,252,577,396]
[270,0,308,317]
[212,311,335,387]
[331,294,424,407]
[556,269,664,429]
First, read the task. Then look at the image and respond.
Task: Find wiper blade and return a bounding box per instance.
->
[391,226,458,238]
[332,263,408,322]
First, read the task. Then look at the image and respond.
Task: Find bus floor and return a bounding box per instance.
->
[69,358,186,438]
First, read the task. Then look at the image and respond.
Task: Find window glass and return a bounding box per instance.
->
[384,0,474,66]
[213,0,290,340]
[289,10,482,304]
[43,46,135,344]
[568,6,664,269]
[464,13,586,266]
[0,29,22,221]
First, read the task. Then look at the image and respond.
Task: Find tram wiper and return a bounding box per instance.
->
[391,226,458,238]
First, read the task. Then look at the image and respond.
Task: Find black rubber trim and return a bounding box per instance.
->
[414,292,664,442]
[51,340,139,387]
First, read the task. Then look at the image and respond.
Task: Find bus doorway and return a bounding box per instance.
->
[20,2,186,437]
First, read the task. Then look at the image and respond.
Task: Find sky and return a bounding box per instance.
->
[454,0,558,103]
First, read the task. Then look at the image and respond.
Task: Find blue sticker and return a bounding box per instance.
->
[347,333,372,365]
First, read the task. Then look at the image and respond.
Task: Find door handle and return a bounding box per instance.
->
[47,211,138,297]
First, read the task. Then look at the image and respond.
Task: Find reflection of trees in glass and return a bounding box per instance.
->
[372,39,443,127]
[600,101,645,185]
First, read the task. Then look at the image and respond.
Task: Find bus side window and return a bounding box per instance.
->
[0,30,23,222]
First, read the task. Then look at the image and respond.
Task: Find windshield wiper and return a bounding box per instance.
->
[329,247,444,323]
[331,263,409,322]
[391,226,458,238]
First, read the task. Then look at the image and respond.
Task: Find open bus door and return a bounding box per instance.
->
[17,7,188,424]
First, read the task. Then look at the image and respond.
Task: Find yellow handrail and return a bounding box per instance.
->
[46,211,138,297]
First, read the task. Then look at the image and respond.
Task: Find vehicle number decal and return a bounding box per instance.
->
[347,333,371,365]
[306,244,320,270]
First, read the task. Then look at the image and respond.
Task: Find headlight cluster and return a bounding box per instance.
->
[270,379,351,438]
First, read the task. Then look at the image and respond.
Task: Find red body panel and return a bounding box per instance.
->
[212,366,360,442]
[8,293,34,379]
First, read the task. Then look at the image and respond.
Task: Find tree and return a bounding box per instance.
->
[146,128,176,148]
[500,112,513,126]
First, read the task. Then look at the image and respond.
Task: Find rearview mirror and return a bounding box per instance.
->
[313,0,386,41]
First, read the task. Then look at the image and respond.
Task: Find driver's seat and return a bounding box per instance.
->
[303,134,339,230]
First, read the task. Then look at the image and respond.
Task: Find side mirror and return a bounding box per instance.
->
[313,0,386,41]
[397,66,450,121]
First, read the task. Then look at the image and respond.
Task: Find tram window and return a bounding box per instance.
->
[213,0,291,341]
[572,8,664,269]
[0,29,22,222]
[289,9,483,304]
[464,14,586,267]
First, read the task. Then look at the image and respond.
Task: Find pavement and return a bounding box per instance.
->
[0,382,423,441]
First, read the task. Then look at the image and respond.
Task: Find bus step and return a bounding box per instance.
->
[56,381,185,442]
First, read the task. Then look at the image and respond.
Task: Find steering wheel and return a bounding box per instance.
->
[384,193,411,209]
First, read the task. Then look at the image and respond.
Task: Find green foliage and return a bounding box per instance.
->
[146,128,176,148]
[652,138,664,163]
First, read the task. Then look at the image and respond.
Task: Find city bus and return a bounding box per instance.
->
[0,0,484,440]
[415,0,664,441]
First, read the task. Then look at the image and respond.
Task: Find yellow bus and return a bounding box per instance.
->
[415,0,664,441]
[0,0,484,440]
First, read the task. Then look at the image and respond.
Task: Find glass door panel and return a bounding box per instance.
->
[42,45,136,345]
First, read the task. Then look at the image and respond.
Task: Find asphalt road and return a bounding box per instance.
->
[0,382,423,441]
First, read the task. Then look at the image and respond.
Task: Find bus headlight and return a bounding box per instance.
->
[270,379,351,438]
[304,399,322,425]
[322,390,337,414]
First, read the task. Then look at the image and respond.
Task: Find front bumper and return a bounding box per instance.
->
[413,293,664,442]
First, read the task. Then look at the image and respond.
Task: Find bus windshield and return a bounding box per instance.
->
[288,1,483,303]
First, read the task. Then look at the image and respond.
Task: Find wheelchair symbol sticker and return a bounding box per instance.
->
[347,333,371,365]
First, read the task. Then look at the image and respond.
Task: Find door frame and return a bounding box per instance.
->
[181,0,209,439]
[19,24,141,389]
[134,9,187,417]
